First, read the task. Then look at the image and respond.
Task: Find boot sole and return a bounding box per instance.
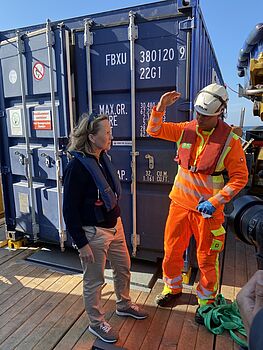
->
[116,310,148,319]
[156,292,182,307]
[88,326,118,343]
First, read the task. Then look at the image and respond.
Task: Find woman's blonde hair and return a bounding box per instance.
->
[67,113,108,154]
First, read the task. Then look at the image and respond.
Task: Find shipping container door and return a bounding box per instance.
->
[0,25,71,247]
[73,9,190,260]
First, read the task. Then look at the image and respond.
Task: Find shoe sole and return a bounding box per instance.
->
[116,310,148,319]
[88,326,118,343]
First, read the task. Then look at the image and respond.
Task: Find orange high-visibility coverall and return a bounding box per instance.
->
[147,107,248,305]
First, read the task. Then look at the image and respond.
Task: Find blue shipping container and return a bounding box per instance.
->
[0,0,223,261]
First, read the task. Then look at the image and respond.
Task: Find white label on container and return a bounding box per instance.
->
[10,109,23,136]
[9,69,17,84]
[32,110,52,130]
[112,141,132,146]
[19,192,30,214]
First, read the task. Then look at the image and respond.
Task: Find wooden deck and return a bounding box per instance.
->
[0,229,257,350]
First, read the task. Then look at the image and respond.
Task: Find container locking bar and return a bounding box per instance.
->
[129,11,139,257]
[46,20,67,251]
[84,19,94,115]
[16,31,39,241]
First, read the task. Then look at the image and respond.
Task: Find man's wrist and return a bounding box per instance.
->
[156,102,166,112]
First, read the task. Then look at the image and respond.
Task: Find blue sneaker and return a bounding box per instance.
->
[116,303,148,319]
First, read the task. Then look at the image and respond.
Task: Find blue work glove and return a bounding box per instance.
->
[196,200,216,216]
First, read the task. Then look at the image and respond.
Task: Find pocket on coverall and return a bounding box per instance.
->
[209,225,226,254]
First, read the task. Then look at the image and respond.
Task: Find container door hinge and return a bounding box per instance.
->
[71,29,76,46]
[46,28,55,46]
[128,25,138,40]
[1,166,11,175]
[128,11,138,41]
[0,110,5,118]
[84,19,94,46]
[16,32,25,53]
[179,17,195,31]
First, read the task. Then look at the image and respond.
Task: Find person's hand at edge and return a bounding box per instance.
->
[79,243,95,264]
[236,270,263,336]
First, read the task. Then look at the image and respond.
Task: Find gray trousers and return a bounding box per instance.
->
[81,217,131,326]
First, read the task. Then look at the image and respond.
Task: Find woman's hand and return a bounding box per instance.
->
[79,243,95,264]
[156,90,181,112]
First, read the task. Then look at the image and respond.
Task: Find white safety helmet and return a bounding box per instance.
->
[194,83,228,117]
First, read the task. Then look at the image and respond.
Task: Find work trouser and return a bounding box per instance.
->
[81,217,131,326]
[162,201,225,305]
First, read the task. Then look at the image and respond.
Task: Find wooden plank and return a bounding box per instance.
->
[214,231,237,350]
[0,273,71,345]
[15,280,83,350]
[0,263,38,294]
[234,239,247,296]
[122,282,163,350]
[245,244,257,280]
[117,291,148,347]
[0,248,32,265]
[219,232,236,301]
[54,284,114,350]
[215,331,235,350]
[176,293,199,350]
[0,275,80,349]
[53,311,89,350]
[194,325,215,350]
[159,289,193,350]
[0,270,61,323]
[0,266,49,312]
[32,297,85,350]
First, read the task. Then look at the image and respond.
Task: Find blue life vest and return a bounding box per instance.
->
[70,151,121,212]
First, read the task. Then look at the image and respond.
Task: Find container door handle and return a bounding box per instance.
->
[145,154,155,170]
[14,151,26,166]
[41,153,52,168]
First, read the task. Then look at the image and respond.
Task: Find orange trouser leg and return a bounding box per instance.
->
[162,201,192,294]
[189,211,225,305]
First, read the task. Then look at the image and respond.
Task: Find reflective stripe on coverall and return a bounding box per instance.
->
[147,107,248,305]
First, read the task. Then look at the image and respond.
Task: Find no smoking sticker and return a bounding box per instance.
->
[33,62,45,81]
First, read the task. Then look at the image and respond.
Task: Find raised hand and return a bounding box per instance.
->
[156,90,181,112]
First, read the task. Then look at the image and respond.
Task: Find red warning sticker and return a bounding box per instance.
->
[32,110,52,130]
[33,62,45,81]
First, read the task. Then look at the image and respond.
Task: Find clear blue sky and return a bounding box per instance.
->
[1,0,262,126]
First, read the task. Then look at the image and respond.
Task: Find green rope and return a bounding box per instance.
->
[198,294,248,348]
